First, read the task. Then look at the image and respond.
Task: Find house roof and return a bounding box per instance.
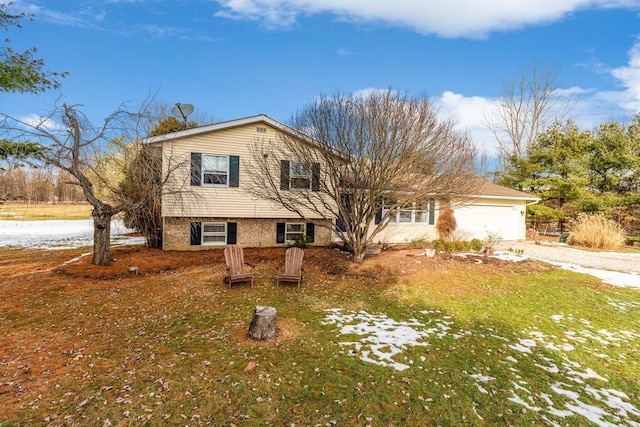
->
[470,180,540,201]
[143,114,305,144]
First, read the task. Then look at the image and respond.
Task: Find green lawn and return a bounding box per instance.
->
[0,247,639,426]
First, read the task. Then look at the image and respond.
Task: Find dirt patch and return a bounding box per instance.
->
[51,246,355,280]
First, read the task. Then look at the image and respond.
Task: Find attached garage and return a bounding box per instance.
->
[452,182,539,241]
[454,203,525,241]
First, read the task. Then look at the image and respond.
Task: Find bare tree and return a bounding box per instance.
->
[485,64,574,167]
[1,102,186,265]
[248,90,480,262]
[118,101,214,249]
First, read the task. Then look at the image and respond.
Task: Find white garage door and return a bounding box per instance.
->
[453,204,522,241]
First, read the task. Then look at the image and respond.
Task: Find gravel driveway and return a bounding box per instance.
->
[497,240,640,274]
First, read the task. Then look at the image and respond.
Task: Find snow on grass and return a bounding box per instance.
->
[323,309,640,426]
[322,309,471,371]
[606,298,640,311]
[492,251,640,289]
[0,219,144,249]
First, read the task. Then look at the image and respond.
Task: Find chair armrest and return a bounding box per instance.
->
[245,261,256,269]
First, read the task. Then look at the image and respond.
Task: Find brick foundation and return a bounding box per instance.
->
[163,217,332,251]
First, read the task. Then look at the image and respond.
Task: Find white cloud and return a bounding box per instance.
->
[213,0,640,38]
[610,37,640,112]
[19,115,65,132]
[336,48,355,56]
[435,91,498,152]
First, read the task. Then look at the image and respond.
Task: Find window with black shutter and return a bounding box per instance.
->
[190,153,239,188]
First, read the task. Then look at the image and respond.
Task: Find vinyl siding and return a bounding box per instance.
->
[161,122,331,219]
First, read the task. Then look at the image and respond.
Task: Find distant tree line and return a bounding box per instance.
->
[0,166,86,203]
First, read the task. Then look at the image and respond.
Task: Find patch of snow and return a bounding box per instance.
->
[491,251,527,262]
[0,219,144,249]
[62,252,92,264]
[492,250,640,288]
[323,309,471,371]
[607,298,640,311]
[552,262,640,289]
[509,338,537,353]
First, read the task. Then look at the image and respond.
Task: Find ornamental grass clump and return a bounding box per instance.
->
[566,213,626,250]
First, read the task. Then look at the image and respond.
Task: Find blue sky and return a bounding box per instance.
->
[3,0,640,154]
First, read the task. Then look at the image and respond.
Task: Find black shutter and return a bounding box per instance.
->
[229,156,239,187]
[280,160,290,190]
[374,208,383,225]
[311,163,320,191]
[337,193,351,232]
[276,222,286,244]
[305,223,315,243]
[429,199,436,225]
[227,222,237,244]
[190,222,202,245]
[190,153,202,186]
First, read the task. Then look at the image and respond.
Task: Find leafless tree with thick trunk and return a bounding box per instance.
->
[247,90,481,262]
[485,64,574,168]
[1,102,187,265]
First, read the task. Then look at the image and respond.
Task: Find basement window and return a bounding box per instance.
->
[202,222,227,245]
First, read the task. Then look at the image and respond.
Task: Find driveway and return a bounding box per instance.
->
[497,240,640,275]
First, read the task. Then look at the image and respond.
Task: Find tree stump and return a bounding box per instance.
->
[248,306,277,340]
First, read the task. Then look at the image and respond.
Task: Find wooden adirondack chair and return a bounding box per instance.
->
[223,246,255,289]
[276,247,304,288]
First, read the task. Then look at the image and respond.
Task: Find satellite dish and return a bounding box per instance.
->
[171,103,194,125]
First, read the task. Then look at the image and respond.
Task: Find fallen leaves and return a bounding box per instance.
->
[243,361,257,373]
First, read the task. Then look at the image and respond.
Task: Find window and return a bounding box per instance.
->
[191,153,239,187]
[190,222,237,246]
[414,203,429,223]
[280,160,319,191]
[276,222,315,244]
[202,154,228,186]
[285,223,305,243]
[256,126,267,133]
[202,222,227,245]
[382,200,435,225]
[399,210,412,223]
[290,162,312,190]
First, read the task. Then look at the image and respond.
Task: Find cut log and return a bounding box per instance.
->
[248,306,277,340]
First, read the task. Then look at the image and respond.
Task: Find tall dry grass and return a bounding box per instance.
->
[567,213,627,250]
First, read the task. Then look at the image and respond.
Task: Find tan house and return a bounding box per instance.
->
[146,115,538,250]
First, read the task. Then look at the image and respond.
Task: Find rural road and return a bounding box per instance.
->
[497,240,640,274]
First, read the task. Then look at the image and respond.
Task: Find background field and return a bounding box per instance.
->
[0,203,92,220]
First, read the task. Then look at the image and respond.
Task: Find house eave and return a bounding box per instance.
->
[464,194,541,202]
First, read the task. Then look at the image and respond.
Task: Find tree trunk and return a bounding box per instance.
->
[92,209,113,266]
[248,306,277,340]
